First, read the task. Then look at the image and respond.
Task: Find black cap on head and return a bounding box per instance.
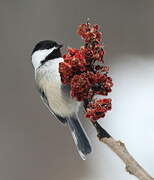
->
[32,40,63,54]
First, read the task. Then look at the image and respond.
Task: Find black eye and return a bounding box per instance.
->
[46,44,52,49]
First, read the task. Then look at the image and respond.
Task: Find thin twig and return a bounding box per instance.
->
[92,122,154,180]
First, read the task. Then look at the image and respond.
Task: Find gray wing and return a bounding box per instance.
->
[38,88,67,124]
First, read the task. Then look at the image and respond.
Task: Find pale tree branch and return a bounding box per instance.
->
[92,122,154,180]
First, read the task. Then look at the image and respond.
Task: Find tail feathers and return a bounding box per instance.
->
[67,116,92,160]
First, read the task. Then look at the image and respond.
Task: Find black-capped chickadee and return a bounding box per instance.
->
[31,40,92,159]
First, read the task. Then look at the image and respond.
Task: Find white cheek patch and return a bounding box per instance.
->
[32,47,56,70]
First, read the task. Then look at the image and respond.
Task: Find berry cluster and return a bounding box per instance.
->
[85,98,112,121]
[59,22,113,121]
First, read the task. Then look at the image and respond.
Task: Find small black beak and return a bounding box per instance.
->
[57,44,63,49]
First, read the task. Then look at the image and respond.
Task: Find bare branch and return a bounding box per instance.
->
[92,122,154,180]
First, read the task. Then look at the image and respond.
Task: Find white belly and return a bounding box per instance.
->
[45,82,79,116]
[35,58,80,117]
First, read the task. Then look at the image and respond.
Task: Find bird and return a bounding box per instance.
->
[31,40,92,159]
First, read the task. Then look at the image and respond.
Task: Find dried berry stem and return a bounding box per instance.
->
[59,21,154,180]
[92,122,154,180]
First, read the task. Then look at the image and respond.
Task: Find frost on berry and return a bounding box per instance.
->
[85,98,112,122]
